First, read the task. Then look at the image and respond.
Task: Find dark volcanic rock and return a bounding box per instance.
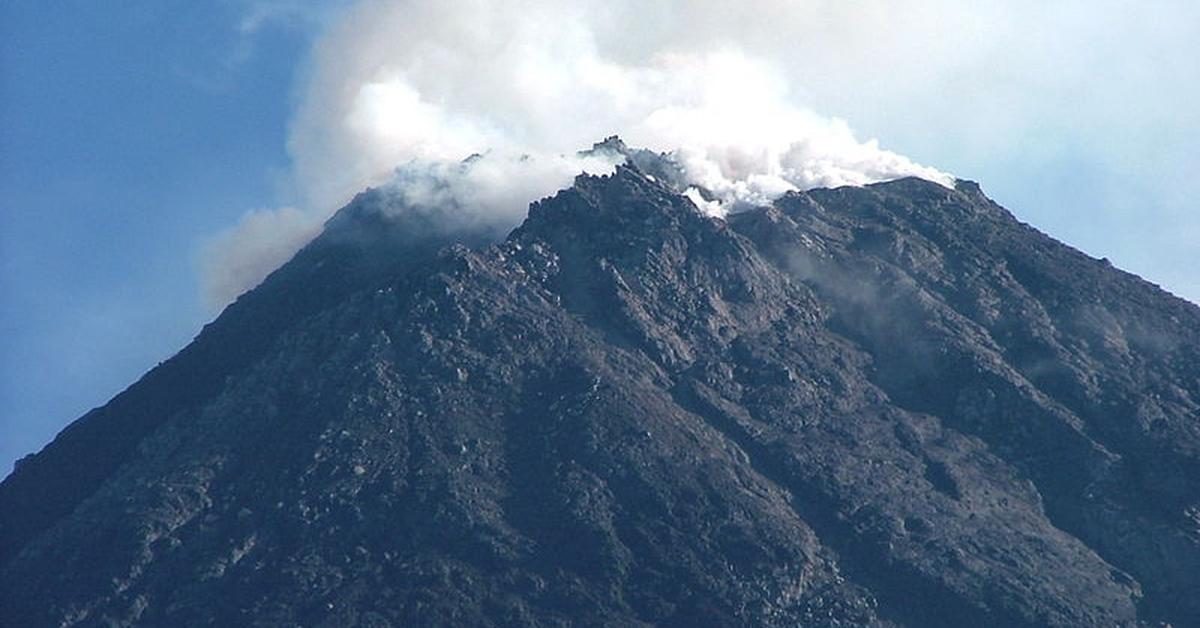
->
[2,163,1197,627]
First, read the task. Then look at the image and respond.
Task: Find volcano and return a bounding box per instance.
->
[2,147,1198,627]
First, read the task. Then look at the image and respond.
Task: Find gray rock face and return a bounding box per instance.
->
[2,162,1197,627]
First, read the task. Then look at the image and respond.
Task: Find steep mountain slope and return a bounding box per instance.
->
[2,162,1197,627]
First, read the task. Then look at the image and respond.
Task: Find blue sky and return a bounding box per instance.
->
[2,1,1197,477]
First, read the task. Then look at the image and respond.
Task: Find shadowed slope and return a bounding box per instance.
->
[3,165,1196,626]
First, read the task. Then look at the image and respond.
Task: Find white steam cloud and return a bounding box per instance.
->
[205,0,960,309]
[292,1,953,208]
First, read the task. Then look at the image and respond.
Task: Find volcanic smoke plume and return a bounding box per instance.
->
[204,0,957,309]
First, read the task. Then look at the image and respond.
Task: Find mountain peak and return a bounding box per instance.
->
[582,134,631,157]
[515,163,719,271]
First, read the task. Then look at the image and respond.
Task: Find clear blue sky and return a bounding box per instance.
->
[2,1,1197,477]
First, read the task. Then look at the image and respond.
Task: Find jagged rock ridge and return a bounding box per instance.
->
[2,156,1198,627]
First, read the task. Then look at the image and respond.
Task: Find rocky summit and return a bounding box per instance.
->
[2,151,1198,627]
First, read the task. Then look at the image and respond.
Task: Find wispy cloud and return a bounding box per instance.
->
[233,0,346,36]
[200,207,322,311]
